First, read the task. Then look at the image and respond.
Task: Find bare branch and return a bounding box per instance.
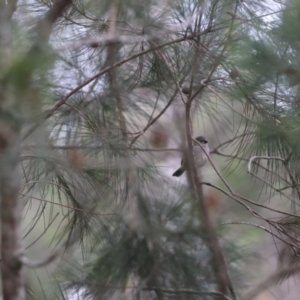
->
[195,141,299,219]
[19,193,115,216]
[24,213,60,251]
[129,88,179,146]
[142,287,232,300]
[186,107,236,299]
[248,156,285,174]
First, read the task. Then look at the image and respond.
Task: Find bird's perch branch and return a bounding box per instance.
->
[185,102,236,300]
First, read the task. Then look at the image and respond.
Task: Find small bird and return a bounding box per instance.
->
[172,136,209,177]
[229,68,239,80]
[181,86,190,95]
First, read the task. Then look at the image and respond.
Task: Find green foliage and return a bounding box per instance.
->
[62,194,244,300]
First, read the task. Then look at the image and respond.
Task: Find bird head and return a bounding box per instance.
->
[195,136,208,144]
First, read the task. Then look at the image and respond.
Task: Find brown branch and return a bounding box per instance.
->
[200,150,300,247]
[212,150,291,185]
[185,102,236,299]
[203,182,300,253]
[0,139,25,300]
[202,179,300,220]
[198,145,300,219]
[220,221,298,250]
[201,181,262,219]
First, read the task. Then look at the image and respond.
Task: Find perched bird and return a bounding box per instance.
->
[181,86,190,95]
[172,136,209,177]
[229,68,239,80]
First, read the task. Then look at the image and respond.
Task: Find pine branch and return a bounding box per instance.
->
[185,95,237,299]
[23,34,205,140]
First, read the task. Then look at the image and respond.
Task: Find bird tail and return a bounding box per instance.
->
[172,168,185,177]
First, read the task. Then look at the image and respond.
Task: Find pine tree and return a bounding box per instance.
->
[1,0,300,299]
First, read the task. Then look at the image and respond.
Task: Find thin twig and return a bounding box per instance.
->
[220,221,298,249]
[186,107,237,299]
[64,102,97,133]
[142,287,232,300]
[212,149,290,185]
[25,213,60,250]
[242,264,300,300]
[198,146,300,218]
[210,132,256,153]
